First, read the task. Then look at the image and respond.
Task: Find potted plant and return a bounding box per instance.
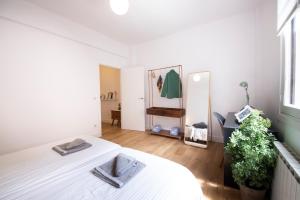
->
[225,110,278,200]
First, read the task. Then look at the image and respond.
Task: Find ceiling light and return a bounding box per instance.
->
[110,0,129,15]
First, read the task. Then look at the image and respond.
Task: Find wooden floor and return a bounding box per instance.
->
[101,123,241,200]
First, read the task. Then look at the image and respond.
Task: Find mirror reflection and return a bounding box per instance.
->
[184,72,211,148]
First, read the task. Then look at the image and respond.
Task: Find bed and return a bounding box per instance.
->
[0,136,203,200]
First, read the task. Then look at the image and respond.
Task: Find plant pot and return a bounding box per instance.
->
[240,185,266,200]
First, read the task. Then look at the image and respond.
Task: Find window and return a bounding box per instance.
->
[281,11,300,118]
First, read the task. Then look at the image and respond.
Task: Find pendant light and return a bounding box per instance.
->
[110,0,129,15]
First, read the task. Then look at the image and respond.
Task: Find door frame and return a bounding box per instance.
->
[98,64,122,134]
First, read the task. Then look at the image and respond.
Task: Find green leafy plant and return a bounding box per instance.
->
[225,110,278,189]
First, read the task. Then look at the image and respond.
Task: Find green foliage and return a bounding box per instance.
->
[225,110,278,189]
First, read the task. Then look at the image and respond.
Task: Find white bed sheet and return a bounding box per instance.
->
[0,135,121,199]
[0,137,202,200]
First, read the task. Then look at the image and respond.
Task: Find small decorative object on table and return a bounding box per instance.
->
[235,105,253,123]
[170,127,180,136]
[151,124,162,133]
[100,94,106,101]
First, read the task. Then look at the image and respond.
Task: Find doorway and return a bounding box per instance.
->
[99,65,121,133]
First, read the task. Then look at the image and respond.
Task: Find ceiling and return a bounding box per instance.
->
[26,0,262,45]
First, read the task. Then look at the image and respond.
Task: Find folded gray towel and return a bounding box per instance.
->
[52,139,92,156]
[92,154,145,188]
[115,153,136,177]
[65,138,86,150]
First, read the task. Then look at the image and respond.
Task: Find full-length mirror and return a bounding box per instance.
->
[184,72,211,148]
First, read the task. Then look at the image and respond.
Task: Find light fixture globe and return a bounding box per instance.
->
[110,0,129,15]
[193,74,201,82]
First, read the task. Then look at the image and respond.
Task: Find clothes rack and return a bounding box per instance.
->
[146,65,185,140]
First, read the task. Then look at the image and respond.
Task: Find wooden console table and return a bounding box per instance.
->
[111,110,121,127]
[146,107,185,139]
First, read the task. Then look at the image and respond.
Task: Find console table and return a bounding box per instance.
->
[111,110,121,127]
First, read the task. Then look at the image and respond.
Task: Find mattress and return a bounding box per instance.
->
[0,136,202,200]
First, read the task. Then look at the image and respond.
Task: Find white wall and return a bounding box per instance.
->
[255,0,300,155]
[254,0,280,124]
[253,0,300,156]
[0,0,128,58]
[0,0,128,154]
[131,11,257,142]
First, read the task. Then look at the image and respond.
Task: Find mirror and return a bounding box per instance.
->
[184,72,211,148]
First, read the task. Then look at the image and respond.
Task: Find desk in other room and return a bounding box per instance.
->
[111,110,121,127]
